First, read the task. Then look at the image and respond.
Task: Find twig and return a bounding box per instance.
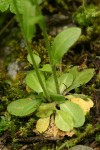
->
[17,136,63,143]
[0,16,15,36]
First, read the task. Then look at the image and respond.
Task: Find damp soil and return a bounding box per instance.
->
[0,1,100,150]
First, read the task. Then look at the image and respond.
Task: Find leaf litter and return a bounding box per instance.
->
[33,116,74,138]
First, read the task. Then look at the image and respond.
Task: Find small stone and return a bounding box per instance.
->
[69,145,94,150]
[7,61,19,79]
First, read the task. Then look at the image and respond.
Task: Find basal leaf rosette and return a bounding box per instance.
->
[34,100,86,138]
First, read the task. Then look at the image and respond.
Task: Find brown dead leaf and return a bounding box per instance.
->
[44,116,74,138]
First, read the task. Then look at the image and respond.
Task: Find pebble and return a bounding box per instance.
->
[7,61,19,79]
[69,145,94,150]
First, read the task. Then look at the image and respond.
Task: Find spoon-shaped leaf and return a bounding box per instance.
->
[25,70,46,93]
[51,27,81,65]
[60,101,85,127]
[36,117,50,133]
[67,68,95,92]
[7,98,41,117]
[55,110,74,131]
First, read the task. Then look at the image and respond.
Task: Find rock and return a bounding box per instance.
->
[7,61,19,79]
[69,145,94,150]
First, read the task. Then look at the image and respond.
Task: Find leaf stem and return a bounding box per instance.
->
[34,3,60,94]
[12,0,50,102]
[24,41,50,102]
[82,0,86,7]
[42,27,60,94]
[0,16,15,36]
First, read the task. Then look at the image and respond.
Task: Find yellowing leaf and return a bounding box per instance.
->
[26,85,32,93]
[36,103,55,118]
[36,117,50,133]
[70,98,94,115]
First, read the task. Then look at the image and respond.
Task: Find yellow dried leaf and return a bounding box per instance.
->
[36,117,50,133]
[70,98,94,115]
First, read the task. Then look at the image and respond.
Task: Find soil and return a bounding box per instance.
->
[0,1,100,150]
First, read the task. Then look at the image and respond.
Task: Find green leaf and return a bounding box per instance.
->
[67,68,95,92]
[23,14,43,41]
[50,94,66,104]
[36,117,50,133]
[9,0,36,41]
[7,98,41,117]
[46,73,73,94]
[9,0,26,14]
[0,0,43,13]
[55,110,74,131]
[60,101,85,127]
[46,75,57,94]
[22,3,36,42]
[27,53,41,66]
[51,27,81,65]
[33,0,44,5]
[68,66,79,80]
[39,64,52,72]
[9,0,34,14]
[25,70,46,93]
[0,0,9,12]
[36,102,55,118]
[21,2,43,42]
[58,73,73,94]
[37,92,46,102]
[9,0,43,41]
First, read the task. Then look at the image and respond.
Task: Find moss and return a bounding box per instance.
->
[73,5,100,45]
[31,39,50,65]
[0,113,15,136]
[58,124,100,149]
[74,5,100,27]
